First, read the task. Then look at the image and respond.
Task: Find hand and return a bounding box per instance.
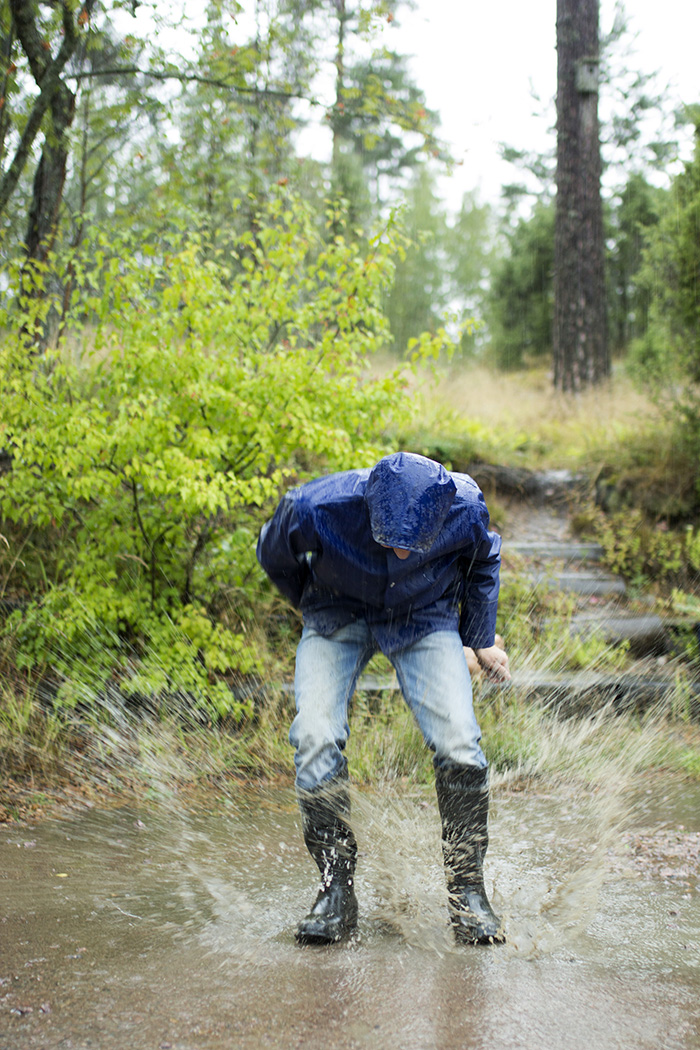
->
[474,644,511,682]
[463,646,480,674]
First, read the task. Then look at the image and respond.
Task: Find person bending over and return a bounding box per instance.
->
[256,451,510,946]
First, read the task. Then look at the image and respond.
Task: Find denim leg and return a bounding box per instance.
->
[391,630,487,770]
[291,622,376,791]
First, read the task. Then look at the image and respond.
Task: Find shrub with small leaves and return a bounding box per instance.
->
[0,194,447,716]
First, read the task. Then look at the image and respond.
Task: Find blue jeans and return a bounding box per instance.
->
[290,622,487,791]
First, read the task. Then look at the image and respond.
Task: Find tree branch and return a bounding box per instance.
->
[9,0,51,84]
[69,65,315,105]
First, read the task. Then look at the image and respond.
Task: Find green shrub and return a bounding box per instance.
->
[578,507,700,590]
[628,117,700,494]
[0,195,440,717]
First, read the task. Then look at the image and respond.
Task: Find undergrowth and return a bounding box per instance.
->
[3,671,700,823]
[4,357,700,818]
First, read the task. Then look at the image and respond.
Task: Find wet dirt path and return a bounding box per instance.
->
[1,783,699,1050]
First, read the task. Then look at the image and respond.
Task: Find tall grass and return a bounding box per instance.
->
[3,668,700,822]
[399,361,662,470]
[399,360,699,521]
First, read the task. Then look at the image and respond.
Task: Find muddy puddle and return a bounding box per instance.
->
[1,781,699,1050]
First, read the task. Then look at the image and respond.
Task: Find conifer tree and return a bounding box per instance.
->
[553,0,609,390]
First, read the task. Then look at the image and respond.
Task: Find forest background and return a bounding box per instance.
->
[2,0,700,810]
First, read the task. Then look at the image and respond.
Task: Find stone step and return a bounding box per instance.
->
[507,540,604,562]
[570,613,671,656]
[469,464,586,502]
[258,667,700,724]
[502,568,627,597]
[344,670,700,723]
[572,612,700,657]
[479,671,700,720]
[537,570,626,596]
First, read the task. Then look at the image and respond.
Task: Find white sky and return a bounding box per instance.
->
[387,0,700,211]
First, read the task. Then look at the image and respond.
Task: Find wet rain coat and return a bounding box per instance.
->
[256,452,502,655]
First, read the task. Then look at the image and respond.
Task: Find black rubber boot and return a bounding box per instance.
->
[435,763,505,945]
[295,779,358,945]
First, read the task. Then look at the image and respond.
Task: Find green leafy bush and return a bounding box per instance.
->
[580,508,697,589]
[0,195,425,716]
[629,116,700,491]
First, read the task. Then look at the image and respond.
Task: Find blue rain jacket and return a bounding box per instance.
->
[256,452,502,655]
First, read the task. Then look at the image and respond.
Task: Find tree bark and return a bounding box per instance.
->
[331,0,346,182]
[553,0,609,391]
[25,79,76,261]
[0,17,16,173]
[0,0,94,256]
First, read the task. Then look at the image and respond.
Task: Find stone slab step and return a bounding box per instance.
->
[479,671,700,720]
[270,669,700,723]
[469,464,586,502]
[570,613,671,656]
[507,541,604,562]
[502,569,627,597]
[536,570,626,596]
[345,671,700,723]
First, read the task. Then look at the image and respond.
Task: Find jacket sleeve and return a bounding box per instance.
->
[458,527,502,650]
[256,494,317,608]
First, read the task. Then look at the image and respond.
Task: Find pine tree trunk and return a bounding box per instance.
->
[553,0,609,391]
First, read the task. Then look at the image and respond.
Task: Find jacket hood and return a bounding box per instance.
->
[365,452,456,553]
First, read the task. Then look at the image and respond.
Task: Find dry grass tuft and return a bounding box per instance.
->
[414,363,660,468]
